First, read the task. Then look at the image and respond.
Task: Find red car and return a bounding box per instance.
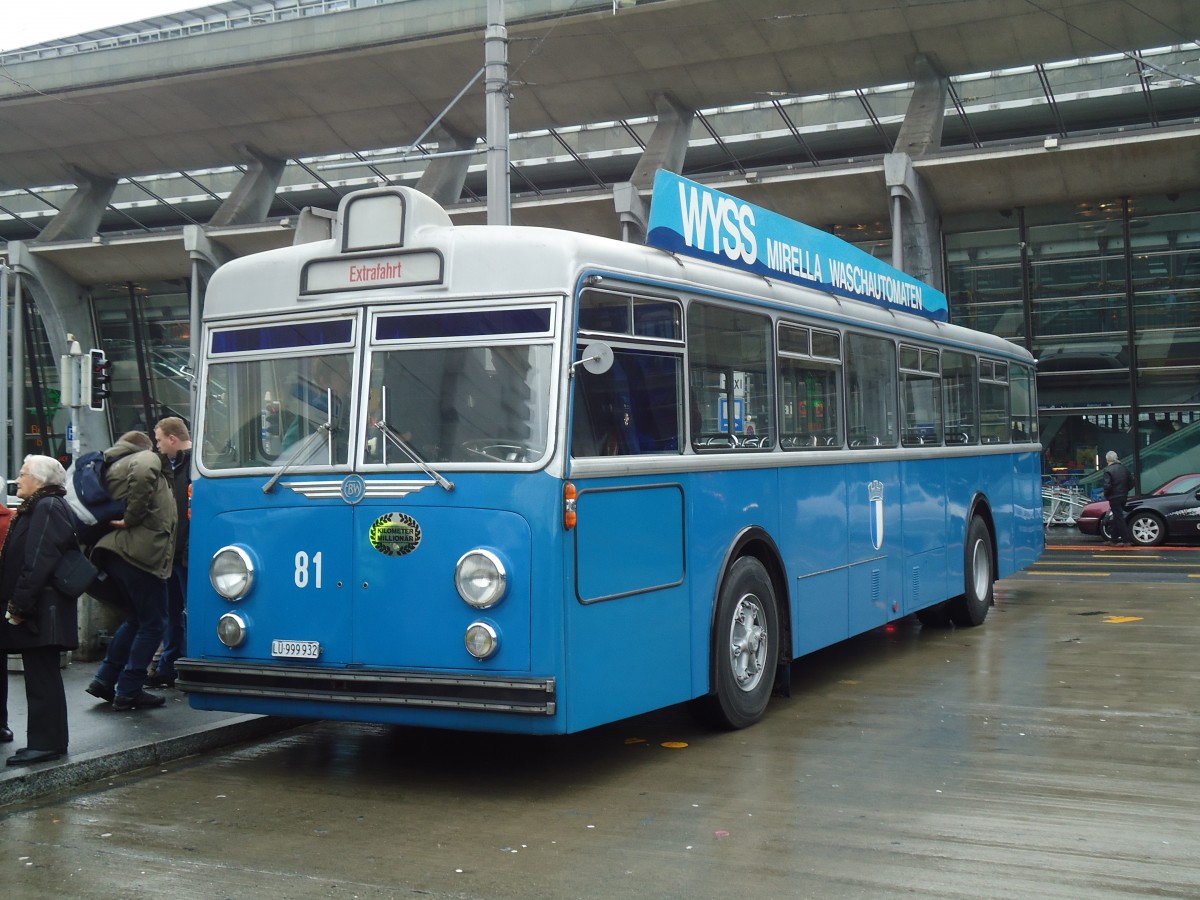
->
[1076,473,1200,540]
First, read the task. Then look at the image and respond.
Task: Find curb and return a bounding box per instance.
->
[0,715,308,808]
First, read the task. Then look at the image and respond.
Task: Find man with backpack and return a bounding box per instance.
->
[84,431,178,710]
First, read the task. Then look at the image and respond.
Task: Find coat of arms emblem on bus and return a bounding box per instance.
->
[368,512,422,557]
[868,480,885,550]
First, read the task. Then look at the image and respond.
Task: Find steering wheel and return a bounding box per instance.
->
[461,440,540,463]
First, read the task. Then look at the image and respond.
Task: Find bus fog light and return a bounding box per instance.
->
[455,549,507,608]
[211,545,254,600]
[464,621,499,659]
[217,612,248,648]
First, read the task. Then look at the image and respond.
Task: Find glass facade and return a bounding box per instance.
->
[946,192,1200,492]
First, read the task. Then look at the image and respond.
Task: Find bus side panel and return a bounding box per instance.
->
[565,480,689,732]
[943,457,977,593]
[780,466,850,656]
[900,457,950,614]
[847,462,901,635]
[1009,449,1046,573]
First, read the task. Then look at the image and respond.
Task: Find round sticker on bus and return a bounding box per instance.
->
[369,512,422,557]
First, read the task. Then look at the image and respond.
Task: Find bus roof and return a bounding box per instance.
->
[204,186,1031,364]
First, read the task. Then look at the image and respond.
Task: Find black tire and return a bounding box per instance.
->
[948,517,993,627]
[1128,510,1166,546]
[691,556,780,730]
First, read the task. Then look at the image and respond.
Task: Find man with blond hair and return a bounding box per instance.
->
[147,417,192,689]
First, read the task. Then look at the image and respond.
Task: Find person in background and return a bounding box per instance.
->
[1102,450,1136,547]
[147,417,191,689]
[0,456,79,765]
[85,431,178,711]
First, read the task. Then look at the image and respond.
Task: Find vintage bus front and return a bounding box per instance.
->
[178,190,573,733]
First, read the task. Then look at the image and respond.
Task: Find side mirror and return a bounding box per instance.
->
[572,341,614,377]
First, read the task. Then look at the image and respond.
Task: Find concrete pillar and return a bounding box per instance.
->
[6,242,108,452]
[884,153,943,291]
[894,55,947,157]
[616,92,694,241]
[885,55,947,289]
[36,167,118,243]
[208,145,286,228]
[415,128,476,206]
[5,242,113,659]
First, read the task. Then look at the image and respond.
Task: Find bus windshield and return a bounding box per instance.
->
[364,342,553,466]
[203,352,354,470]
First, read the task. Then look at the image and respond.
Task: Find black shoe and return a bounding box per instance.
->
[6,748,62,766]
[86,679,116,703]
[0,725,12,743]
[113,690,167,710]
[145,675,176,689]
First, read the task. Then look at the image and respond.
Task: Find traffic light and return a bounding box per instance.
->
[86,349,113,411]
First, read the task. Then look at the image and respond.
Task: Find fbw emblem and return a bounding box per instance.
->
[868,480,885,550]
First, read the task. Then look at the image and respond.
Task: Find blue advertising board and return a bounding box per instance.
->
[645,171,948,322]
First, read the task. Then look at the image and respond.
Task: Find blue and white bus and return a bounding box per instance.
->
[177,173,1043,733]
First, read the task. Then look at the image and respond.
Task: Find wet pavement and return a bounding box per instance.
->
[0,658,300,808]
[4,561,1199,898]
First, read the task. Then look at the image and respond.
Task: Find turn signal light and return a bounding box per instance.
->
[564,481,577,530]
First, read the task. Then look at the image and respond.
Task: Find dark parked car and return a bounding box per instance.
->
[1076,473,1200,541]
[1124,481,1200,546]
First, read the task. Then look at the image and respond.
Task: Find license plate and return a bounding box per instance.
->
[271,639,321,659]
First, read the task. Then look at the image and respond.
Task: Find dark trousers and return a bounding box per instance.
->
[93,556,168,698]
[156,565,187,680]
[2,648,69,752]
[1109,496,1135,544]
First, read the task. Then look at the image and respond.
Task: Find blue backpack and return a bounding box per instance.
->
[65,450,128,545]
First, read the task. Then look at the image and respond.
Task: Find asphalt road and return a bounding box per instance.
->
[3,545,1199,899]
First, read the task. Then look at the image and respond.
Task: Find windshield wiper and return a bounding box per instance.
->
[262,423,334,494]
[376,418,454,492]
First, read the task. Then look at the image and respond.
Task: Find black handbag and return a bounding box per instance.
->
[52,547,100,599]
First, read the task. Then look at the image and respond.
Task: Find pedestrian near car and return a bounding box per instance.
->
[1102,450,1135,546]
[0,456,80,765]
[85,431,178,711]
[147,416,191,689]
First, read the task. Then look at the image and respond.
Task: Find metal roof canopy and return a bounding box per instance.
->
[1,0,1196,191]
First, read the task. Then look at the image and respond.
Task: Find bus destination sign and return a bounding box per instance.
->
[301,249,444,295]
[646,171,948,322]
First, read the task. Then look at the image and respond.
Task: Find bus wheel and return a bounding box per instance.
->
[692,556,780,730]
[948,517,993,627]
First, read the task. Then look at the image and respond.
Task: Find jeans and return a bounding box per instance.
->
[1109,495,1135,544]
[156,565,187,681]
[93,555,168,697]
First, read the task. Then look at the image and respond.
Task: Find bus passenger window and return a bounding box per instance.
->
[845,333,897,448]
[979,359,1008,444]
[778,323,841,450]
[941,350,977,445]
[688,303,774,450]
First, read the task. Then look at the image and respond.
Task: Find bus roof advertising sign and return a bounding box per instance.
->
[646,171,948,322]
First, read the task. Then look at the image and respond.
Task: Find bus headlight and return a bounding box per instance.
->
[217,612,248,648]
[211,545,254,600]
[465,621,499,660]
[454,549,507,609]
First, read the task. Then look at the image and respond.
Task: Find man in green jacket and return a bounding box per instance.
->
[85,431,178,710]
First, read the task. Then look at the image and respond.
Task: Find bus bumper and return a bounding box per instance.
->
[175,659,557,715]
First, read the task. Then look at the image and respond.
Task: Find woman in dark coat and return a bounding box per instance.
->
[0,455,79,766]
